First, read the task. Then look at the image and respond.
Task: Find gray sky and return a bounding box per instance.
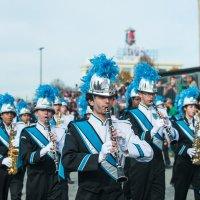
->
[0,0,198,100]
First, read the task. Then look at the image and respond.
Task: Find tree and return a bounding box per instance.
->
[118,71,132,84]
[139,54,155,66]
[51,78,68,91]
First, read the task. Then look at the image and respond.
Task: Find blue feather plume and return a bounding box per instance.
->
[51,85,60,97]
[126,62,159,105]
[61,98,68,105]
[16,100,29,114]
[78,53,119,116]
[34,84,55,103]
[175,86,200,117]
[154,95,165,105]
[0,93,15,108]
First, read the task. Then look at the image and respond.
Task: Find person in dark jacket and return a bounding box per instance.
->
[62,54,153,200]
[122,62,178,200]
[19,85,65,200]
[0,93,25,200]
[172,87,200,200]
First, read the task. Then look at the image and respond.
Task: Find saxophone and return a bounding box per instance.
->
[56,112,62,128]
[192,111,200,165]
[7,124,19,175]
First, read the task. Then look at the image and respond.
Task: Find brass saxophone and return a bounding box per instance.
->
[56,112,62,128]
[105,108,128,183]
[7,124,19,175]
[192,111,200,165]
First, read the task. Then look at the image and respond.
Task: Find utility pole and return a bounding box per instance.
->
[39,47,44,84]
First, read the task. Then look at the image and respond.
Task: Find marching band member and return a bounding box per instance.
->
[122,62,178,200]
[127,89,141,109]
[0,93,23,200]
[51,90,74,198]
[61,54,153,200]
[15,100,32,145]
[12,100,33,200]
[172,87,200,200]
[121,89,140,199]
[19,85,65,200]
[61,99,74,122]
[52,90,74,130]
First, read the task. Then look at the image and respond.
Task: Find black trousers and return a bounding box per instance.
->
[26,170,62,200]
[124,156,165,200]
[163,145,171,166]
[60,179,69,200]
[174,156,200,200]
[0,168,10,200]
[75,186,125,200]
[10,168,26,200]
[0,168,25,200]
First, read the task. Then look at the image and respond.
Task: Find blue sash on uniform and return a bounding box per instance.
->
[0,127,23,168]
[58,158,65,179]
[176,120,194,142]
[129,108,153,131]
[25,126,55,160]
[0,127,9,148]
[129,108,163,150]
[72,120,118,180]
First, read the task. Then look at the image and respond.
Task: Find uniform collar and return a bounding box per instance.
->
[89,113,108,126]
[184,116,194,125]
[3,122,15,134]
[3,122,12,129]
[139,102,152,111]
[37,121,48,130]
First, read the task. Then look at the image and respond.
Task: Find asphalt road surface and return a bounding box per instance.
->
[8,167,193,200]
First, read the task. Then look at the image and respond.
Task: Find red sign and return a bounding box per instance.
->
[126,29,135,46]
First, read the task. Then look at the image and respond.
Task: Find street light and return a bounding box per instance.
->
[39,47,44,84]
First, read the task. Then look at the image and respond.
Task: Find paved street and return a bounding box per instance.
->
[68,168,194,200]
[9,167,193,200]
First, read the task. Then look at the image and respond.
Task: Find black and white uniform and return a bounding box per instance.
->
[62,113,153,200]
[9,121,32,200]
[122,103,178,200]
[20,121,65,200]
[172,116,200,200]
[0,121,26,200]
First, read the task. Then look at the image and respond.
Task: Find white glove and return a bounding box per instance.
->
[187,148,196,158]
[2,157,12,167]
[40,142,53,157]
[98,141,112,163]
[151,119,165,136]
[115,130,128,152]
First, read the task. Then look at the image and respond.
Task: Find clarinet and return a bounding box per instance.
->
[46,120,59,171]
[152,103,177,145]
[105,108,128,183]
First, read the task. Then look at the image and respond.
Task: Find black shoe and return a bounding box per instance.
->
[165,164,172,169]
